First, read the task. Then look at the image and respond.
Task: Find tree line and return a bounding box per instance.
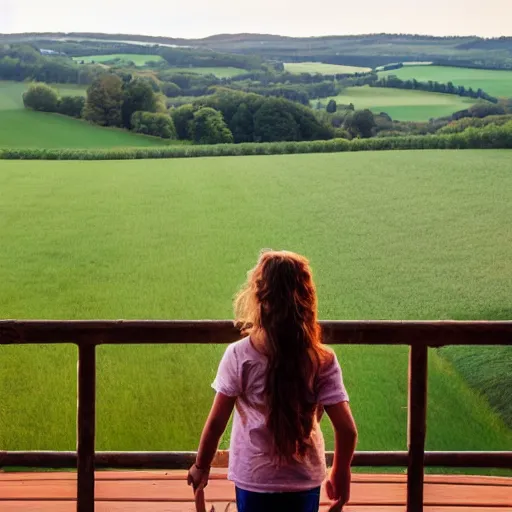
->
[372,75,499,103]
[159,47,262,71]
[23,77,177,139]
[22,76,336,144]
[172,89,334,143]
[0,44,104,84]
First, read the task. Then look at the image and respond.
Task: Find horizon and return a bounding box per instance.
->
[2,30,512,41]
[2,0,511,39]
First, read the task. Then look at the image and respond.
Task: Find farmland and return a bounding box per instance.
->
[379,65,512,99]
[316,85,477,121]
[0,81,172,148]
[0,151,511,456]
[284,62,372,75]
[73,53,165,66]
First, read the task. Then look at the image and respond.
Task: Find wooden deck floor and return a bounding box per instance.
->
[0,470,510,511]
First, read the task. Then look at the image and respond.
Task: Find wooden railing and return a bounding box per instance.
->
[1,320,511,512]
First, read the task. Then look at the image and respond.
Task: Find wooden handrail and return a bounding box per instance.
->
[1,319,512,346]
[2,449,511,468]
[1,320,511,512]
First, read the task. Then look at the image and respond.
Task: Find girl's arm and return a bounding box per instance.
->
[188,392,237,490]
[325,401,358,507]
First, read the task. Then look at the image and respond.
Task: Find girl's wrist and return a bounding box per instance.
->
[194,462,210,471]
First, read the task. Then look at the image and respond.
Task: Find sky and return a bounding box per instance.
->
[1,0,510,39]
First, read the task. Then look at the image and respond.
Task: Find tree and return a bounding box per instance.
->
[83,74,124,127]
[57,95,85,117]
[22,83,59,112]
[343,109,376,138]
[229,103,254,143]
[121,78,157,128]
[140,76,160,92]
[254,99,300,142]
[468,103,506,118]
[188,107,234,144]
[131,111,177,139]
[326,99,337,113]
[161,82,181,98]
[171,104,196,139]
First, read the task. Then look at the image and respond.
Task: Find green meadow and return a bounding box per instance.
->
[379,65,512,98]
[284,62,372,75]
[0,151,510,460]
[73,54,165,66]
[317,85,476,121]
[0,81,173,148]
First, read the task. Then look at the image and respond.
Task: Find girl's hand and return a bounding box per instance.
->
[187,463,210,492]
[326,467,351,510]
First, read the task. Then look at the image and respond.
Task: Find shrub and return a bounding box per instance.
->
[22,83,59,112]
[57,95,85,118]
[131,111,177,139]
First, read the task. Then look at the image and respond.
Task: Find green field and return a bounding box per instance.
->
[0,151,511,459]
[285,62,372,75]
[73,54,165,66]
[380,65,512,99]
[0,81,172,148]
[317,85,477,121]
[167,67,248,78]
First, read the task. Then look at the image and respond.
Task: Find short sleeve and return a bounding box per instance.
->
[316,351,349,405]
[212,343,242,397]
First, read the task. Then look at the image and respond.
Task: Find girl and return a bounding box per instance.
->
[188,250,357,512]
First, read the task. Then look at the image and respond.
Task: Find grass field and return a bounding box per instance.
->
[379,65,512,99]
[73,54,165,66]
[167,67,248,78]
[285,62,372,75]
[317,85,476,121]
[0,81,172,148]
[0,151,511,459]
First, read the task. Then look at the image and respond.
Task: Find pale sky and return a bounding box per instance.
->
[1,0,510,39]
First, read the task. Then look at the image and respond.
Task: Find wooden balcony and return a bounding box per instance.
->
[1,320,511,512]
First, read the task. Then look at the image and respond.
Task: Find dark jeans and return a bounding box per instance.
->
[235,486,321,512]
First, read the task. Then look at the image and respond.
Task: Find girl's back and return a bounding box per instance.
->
[188,250,357,512]
[213,336,349,493]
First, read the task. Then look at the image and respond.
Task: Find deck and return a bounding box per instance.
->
[1,470,510,511]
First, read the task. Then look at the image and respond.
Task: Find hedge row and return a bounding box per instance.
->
[1,123,511,161]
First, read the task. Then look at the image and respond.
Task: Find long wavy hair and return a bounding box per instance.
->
[234,250,327,462]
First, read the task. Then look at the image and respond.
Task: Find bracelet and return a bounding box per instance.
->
[194,463,210,471]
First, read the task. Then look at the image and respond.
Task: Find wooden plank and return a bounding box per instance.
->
[407,344,428,512]
[1,320,511,346]
[1,471,510,487]
[2,478,510,506]
[77,345,96,512]
[2,505,511,512]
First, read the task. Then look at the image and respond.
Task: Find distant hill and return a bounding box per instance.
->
[2,32,511,69]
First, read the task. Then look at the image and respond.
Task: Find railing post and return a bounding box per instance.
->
[77,344,96,512]
[407,343,428,512]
